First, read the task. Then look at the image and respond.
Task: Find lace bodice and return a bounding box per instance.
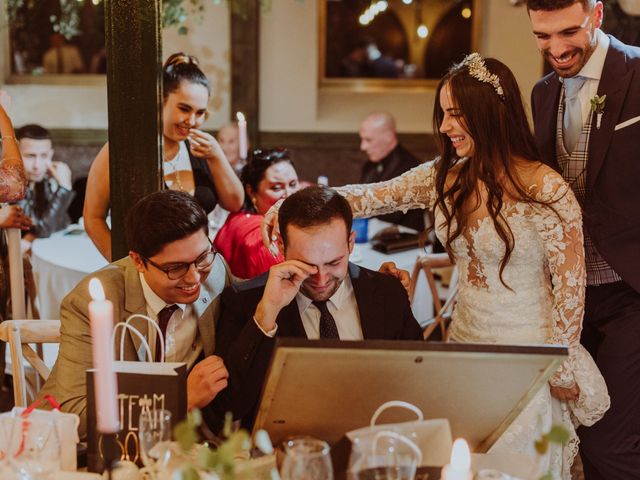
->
[337,161,583,382]
[335,160,609,478]
[336,160,608,398]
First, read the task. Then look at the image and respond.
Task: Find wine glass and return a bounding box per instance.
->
[280,436,334,480]
[348,431,420,480]
[139,409,172,476]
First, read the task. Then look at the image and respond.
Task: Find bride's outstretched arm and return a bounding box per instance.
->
[262,160,438,247]
[534,171,586,390]
[333,160,438,218]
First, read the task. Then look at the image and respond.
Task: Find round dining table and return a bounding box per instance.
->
[31,227,108,320]
[30,222,433,325]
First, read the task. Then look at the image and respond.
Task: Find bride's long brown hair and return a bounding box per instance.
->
[433,56,556,286]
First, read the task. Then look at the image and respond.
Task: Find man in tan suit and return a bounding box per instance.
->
[40,190,231,438]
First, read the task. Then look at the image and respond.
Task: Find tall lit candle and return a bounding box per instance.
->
[89,278,120,434]
[236,111,248,160]
[441,438,472,480]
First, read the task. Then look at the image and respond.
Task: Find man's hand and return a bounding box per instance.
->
[186,355,229,410]
[550,383,580,402]
[0,205,32,230]
[48,161,72,190]
[254,260,318,332]
[378,261,411,294]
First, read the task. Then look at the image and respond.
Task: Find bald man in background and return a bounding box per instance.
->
[216,123,245,175]
[358,112,425,231]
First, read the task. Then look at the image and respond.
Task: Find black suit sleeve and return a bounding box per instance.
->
[388,275,423,340]
[25,184,75,238]
[205,286,276,430]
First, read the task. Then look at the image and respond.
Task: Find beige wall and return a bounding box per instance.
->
[261,0,542,133]
[1,0,542,133]
[1,3,230,130]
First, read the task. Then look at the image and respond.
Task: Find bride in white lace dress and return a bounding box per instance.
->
[267,55,609,478]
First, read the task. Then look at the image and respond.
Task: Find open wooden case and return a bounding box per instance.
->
[253,339,567,453]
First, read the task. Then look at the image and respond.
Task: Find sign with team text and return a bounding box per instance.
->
[86,361,187,472]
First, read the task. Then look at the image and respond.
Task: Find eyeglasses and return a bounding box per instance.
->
[251,147,289,162]
[143,245,217,280]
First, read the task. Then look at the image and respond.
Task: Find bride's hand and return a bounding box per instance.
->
[550,383,580,401]
[261,199,285,251]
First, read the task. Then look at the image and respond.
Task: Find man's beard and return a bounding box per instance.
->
[300,276,344,302]
[544,41,596,78]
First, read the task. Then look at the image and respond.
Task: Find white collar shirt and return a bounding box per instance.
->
[294,275,363,340]
[560,29,610,123]
[139,273,201,364]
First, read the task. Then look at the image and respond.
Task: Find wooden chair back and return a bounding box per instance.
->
[408,254,458,341]
[0,319,61,407]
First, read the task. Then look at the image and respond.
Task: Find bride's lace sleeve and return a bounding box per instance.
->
[533,172,586,388]
[334,160,438,218]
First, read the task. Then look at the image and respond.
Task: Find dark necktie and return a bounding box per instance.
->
[312,300,339,339]
[155,304,179,361]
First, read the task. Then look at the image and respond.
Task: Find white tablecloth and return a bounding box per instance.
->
[350,241,432,325]
[31,223,433,324]
[31,227,108,320]
[26,222,432,372]
[351,219,433,324]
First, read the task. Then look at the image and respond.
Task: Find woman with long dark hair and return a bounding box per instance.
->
[84,53,244,261]
[265,54,609,477]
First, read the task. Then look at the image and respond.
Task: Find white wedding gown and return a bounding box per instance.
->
[336,161,610,479]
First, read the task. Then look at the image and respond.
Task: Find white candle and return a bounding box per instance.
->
[236,111,248,160]
[6,228,25,320]
[441,438,472,480]
[89,278,120,434]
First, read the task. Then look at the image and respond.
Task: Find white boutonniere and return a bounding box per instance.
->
[590,94,606,129]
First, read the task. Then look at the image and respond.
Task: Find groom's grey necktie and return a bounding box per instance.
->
[563,75,587,154]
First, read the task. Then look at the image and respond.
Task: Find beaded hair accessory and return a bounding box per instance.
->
[462,53,504,99]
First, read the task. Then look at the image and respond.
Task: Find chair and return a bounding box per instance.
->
[408,253,458,341]
[0,319,61,407]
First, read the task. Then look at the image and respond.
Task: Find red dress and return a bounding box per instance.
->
[214,212,284,279]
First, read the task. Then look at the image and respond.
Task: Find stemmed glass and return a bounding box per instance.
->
[280,436,334,480]
[139,409,172,478]
[7,416,61,479]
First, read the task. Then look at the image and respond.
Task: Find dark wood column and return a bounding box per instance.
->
[104,0,163,260]
[230,0,260,147]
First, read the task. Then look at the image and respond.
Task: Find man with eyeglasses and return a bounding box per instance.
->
[40,190,231,439]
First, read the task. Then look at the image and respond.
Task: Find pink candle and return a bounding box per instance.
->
[441,438,472,480]
[236,111,248,160]
[89,278,120,434]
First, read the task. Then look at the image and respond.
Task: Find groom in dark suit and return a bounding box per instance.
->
[527,1,640,477]
[214,186,423,427]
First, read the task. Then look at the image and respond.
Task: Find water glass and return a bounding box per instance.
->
[349,431,420,480]
[139,410,172,473]
[281,437,334,480]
